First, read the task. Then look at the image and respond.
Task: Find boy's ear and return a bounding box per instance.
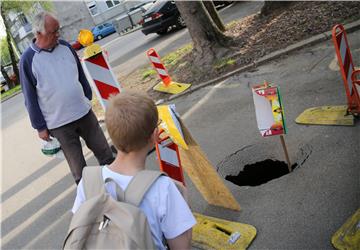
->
[150,127,159,144]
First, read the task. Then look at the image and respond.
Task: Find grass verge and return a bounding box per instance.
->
[1,85,22,101]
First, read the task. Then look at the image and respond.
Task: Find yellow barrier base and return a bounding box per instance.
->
[192,213,256,250]
[82,44,102,59]
[153,81,191,94]
[295,105,354,126]
[331,208,360,250]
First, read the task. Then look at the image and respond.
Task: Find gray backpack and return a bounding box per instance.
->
[63,167,165,249]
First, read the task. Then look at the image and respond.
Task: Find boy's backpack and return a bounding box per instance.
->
[63,167,165,249]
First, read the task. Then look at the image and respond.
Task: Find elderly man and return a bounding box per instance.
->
[19,11,114,184]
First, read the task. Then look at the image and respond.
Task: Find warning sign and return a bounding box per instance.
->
[252,83,286,137]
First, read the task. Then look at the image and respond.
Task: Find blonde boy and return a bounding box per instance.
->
[72,91,196,249]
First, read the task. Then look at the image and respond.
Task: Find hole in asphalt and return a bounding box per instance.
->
[225,159,298,186]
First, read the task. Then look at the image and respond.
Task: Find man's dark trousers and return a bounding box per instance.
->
[50,110,114,184]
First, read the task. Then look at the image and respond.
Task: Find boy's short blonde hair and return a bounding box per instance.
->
[105,91,158,153]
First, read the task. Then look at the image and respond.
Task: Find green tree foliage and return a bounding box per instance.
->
[0,37,11,65]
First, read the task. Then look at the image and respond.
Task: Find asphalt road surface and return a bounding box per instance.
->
[2,2,359,249]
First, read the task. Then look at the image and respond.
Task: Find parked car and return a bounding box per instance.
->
[70,40,83,51]
[140,0,186,36]
[0,67,15,93]
[0,74,7,93]
[91,22,116,41]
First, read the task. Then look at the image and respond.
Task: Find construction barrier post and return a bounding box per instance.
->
[147,48,172,87]
[147,48,191,94]
[78,30,121,111]
[155,129,185,185]
[295,24,358,126]
[156,104,241,211]
[332,24,360,115]
[155,122,256,249]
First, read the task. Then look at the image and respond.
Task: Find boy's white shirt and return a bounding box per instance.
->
[72,166,196,250]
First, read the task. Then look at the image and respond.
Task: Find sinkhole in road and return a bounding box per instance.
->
[225,159,298,186]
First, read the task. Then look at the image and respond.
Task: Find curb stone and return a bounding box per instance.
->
[156,19,360,105]
[1,90,22,103]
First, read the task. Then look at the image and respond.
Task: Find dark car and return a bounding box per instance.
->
[91,22,116,41]
[140,0,186,35]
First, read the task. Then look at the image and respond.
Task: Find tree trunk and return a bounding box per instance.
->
[175,1,235,66]
[203,1,225,32]
[261,1,292,16]
[1,6,20,86]
[0,64,15,89]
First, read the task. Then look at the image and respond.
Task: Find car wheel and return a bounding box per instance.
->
[97,35,102,40]
[176,15,186,28]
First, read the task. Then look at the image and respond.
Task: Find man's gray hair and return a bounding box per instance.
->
[32,11,57,34]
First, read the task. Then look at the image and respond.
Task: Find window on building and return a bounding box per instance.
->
[18,13,29,26]
[87,1,98,16]
[106,0,120,9]
[89,5,98,15]
[106,1,114,8]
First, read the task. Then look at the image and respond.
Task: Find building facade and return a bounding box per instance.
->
[6,0,146,55]
[85,0,144,25]
[52,1,95,41]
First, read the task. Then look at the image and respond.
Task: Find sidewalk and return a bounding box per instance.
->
[150,28,359,248]
[2,24,359,250]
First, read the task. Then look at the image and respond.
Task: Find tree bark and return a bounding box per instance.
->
[261,1,292,16]
[202,1,225,32]
[1,6,20,86]
[175,1,235,66]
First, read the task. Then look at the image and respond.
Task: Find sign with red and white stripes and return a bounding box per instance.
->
[332,24,360,114]
[147,48,171,86]
[82,51,121,111]
[155,137,185,185]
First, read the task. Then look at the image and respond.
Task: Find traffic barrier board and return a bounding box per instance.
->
[147,48,191,94]
[81,44,121,111]
[332,24,360,115]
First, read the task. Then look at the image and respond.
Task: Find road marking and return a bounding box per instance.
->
[183,80,226,120]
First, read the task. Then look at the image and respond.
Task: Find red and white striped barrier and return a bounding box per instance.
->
[147,48,171,86]
[81,47,121,111]
[146,48,191,94]
[332,24,360,114]
[155,129,185,185]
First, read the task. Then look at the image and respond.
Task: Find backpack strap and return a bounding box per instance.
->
[124,170,165,206]
[82,166,106,200]
[104,177,125,201]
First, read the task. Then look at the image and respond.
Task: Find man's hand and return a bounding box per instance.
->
[38,129,50,141]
